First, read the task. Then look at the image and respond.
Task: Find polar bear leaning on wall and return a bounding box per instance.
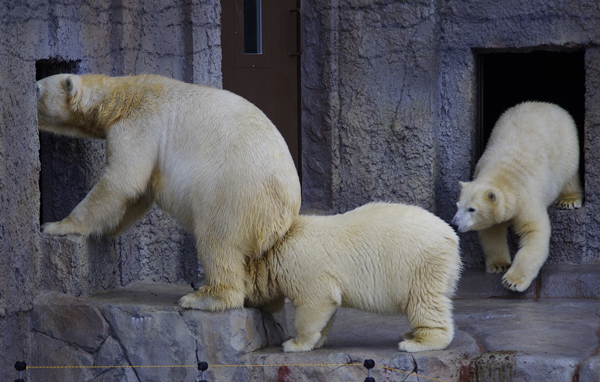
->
[36,74,301,311]
[245,202,462,352]
[453,101,582,292]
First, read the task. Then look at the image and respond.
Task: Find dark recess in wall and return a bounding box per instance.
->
[36,59,82,226]
[476,50,585,187]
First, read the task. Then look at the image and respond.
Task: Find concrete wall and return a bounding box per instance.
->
[0,0,221,377]
[300,0,600,268]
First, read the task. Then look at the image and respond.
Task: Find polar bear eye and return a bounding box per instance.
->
[468,207,476,213]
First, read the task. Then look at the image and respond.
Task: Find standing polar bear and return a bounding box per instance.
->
[36,74,301,311]
[245,202,462,352]
[453,102,582,292]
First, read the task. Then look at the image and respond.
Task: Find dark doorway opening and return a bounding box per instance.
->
[476,50,585,187]
[36,59,83,226]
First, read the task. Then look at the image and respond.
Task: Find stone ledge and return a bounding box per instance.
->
[456,263,600,299]
[38,235,119,297]
[30,283,286,382]
[251,298,600,382]
[27,267,600,382]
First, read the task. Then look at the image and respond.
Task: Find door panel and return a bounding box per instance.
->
[221,0,301,172]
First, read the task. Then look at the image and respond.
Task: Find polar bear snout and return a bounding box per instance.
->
[451,209,473,233]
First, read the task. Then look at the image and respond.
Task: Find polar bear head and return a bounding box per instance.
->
[37,74,164,139]
[36,74,95,137]
[452,181,505,232]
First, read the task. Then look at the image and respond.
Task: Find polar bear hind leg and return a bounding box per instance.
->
[400,294,454,352]
[554,173,583,210]
[313,312,336,349]
[283,302,339,352]
[179,243,248,311]
[478,222,512,273]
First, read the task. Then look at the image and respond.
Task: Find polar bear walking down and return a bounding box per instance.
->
[453,101,582,292]
[245,202,462,352]
[36,74,301,311]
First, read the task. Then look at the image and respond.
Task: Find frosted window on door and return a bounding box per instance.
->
[244,0,262,54]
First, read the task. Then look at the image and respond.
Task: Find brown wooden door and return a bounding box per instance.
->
[221,0,301,173]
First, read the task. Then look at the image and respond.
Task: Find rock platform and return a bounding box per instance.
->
[26,264,600,382]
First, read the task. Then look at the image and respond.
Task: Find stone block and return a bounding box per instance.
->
[38,236,119,297]
[91,367,140,382]
[467,352,579,382]
[29,333,96,382]
[457,264,600,299]
[31,292,109,352]
[539,264,600,298]
[30,283,286,382]
[456,268,536,299]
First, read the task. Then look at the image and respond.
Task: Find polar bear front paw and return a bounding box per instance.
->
[282,338,315,352]
[399,339,445,353]
[398,327,452,352]
[554,196,582,210]
[486,262,510,273]
[41,220,83,236]
[501,268,534,292]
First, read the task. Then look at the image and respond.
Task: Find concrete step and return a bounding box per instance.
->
[256,297,600,382]
[457,264,600,299]
[25,264,600,382]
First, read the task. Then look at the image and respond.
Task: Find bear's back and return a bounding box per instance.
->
[475,102,579,198]
[288,203,460,314]
[119,75,301,255]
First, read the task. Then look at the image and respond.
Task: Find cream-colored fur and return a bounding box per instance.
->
[245,202,462,353]
[453,102,582,292]
[36,74,301,310]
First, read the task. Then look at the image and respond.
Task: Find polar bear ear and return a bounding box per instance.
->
[458,181,468,189]
[63,75,80,98]
[487,191,497,202]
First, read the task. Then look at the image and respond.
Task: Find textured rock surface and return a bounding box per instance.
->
[301,0,439,214]
[28,284,286,382]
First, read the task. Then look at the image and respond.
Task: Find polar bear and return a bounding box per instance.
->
[36,74,301,311]
[245,202,462,353]
[453,101,582,292]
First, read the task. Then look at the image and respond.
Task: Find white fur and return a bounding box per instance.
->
[37,74,301,310]
[246,202,462,353]
[453,102,582,291]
